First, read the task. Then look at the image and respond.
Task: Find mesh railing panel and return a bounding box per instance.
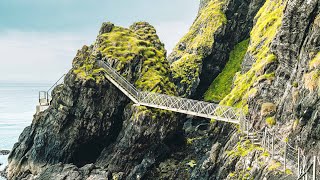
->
[97,60,320,178]
[98,60,243,124]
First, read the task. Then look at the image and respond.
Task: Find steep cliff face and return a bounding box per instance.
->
[193,0,320,179]
[5,0,320,179]
[7,22,180,179]
[151,0,320,179]
[168,0,264,98]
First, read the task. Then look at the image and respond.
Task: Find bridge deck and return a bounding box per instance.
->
[97,60,244,125]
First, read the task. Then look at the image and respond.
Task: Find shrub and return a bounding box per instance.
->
[266,116,276,127]
[292,81,298,88]
[268,161,281,171]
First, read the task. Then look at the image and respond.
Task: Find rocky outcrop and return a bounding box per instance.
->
[7,22,180,179]
[0,150,10,156]
[154,0,320,179]
[168,0,264,98]
[201,0,320,178]
[5,0,320,179]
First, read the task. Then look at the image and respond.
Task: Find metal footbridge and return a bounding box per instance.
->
[36,60,318,179]
[96,60,319,179]
[97,60,246,125]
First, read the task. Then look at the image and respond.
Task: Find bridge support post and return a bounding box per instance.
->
[272,134,274,159]
[298,148,300,176]
[284,142,287,172]
[263,128,267,147]
[313,156,316,180]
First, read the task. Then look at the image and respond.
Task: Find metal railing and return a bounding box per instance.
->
[38,74,66,106]
[97,61,139,103]
[46,74,66,101]
[97,60,244,124]
[96,60,318,178]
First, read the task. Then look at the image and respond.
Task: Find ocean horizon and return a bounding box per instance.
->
[0,82,51,175]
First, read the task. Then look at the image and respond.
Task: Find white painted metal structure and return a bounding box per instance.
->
[97,60,245,125]
[35,60,317,178]
[97,60,318,178]
[36,74,66,114]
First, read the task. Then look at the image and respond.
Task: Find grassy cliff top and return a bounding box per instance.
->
[170,0,227,58]
[73,22,176,95]
[169,0,227,96]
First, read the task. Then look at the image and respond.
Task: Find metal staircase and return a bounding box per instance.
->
[36,74,66,113]
[35,60,317,178]
[97,60,319,178]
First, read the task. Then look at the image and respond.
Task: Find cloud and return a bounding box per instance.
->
[0,21,192,82]
[0,31,96,82]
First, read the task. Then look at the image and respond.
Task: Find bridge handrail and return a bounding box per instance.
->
[97,60,245,124]
[98,60,139,99]
[46,74,66,100]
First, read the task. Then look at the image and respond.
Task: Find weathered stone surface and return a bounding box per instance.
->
[5,0,320,179]
[0,150,10,155]
[7,22,179,180]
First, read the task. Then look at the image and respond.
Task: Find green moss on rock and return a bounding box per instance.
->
[171,54,202,93]
[204,39,250,102]
[220,0,287,111]
[74,22,175,95]
[175,0,227,56]
[309,52,320,70]
[266,116,276,127]
[169,0,227,96]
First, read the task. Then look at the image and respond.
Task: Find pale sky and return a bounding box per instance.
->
[0,0,199,82]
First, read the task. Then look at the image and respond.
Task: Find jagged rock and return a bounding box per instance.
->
[5,0,320,179]
[168,0,265,97]
[7,22,179,180]
[0,166,7,179]
[99,22,114,34]
[35,163,111,180]
[0,150,10,155]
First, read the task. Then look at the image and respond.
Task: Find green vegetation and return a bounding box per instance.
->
[186,160,197,168]
[309,52,320,70]
[268,161,281,171]
[265,116,276,127]
[170,0,227,95]
[228,170,252,180]
[227,140,264,180]
[74,22,175,95]
[285,168,293,175]
[175,0,227,55]
[186,136,205,145]
[292,119,299,130]
[227,140,264,158]
[171,54,202,94]
[304,52,320,92]
[303,70,320,92]
[204,39,250,102]
[220,0,287,113]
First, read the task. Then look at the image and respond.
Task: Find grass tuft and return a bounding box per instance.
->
[204,39,250,102]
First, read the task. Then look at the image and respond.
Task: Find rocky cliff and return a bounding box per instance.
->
[5,0,320,179]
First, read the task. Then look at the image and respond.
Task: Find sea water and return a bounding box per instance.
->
[0,82,50,179]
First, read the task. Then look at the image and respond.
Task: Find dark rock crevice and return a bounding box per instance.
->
[194,0,265,99]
